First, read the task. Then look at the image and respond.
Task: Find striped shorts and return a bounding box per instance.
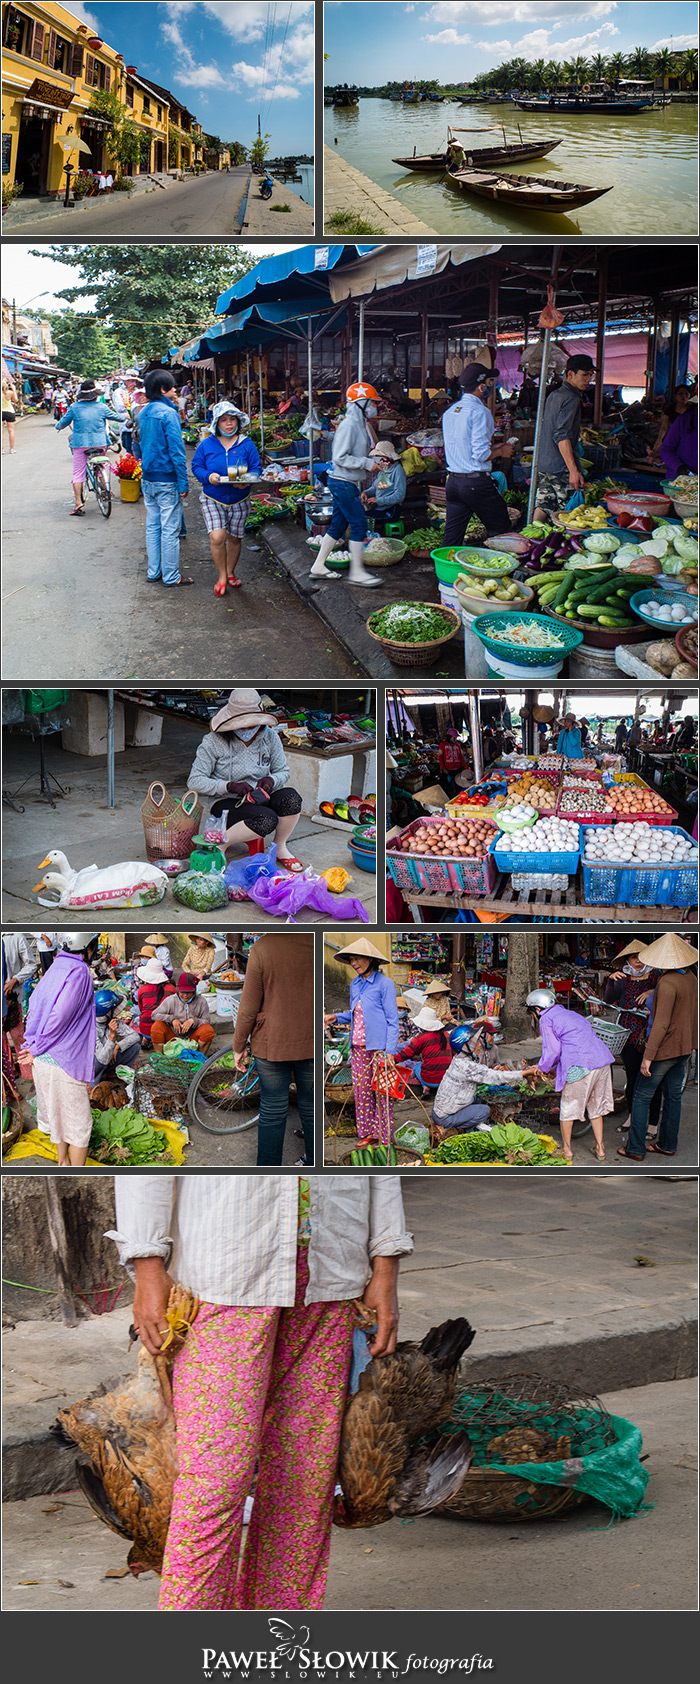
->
[199,493,250,536]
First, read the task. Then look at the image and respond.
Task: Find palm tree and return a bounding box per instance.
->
[571,56,589,86]
[529,58,547,92]
[607,52,625,87]
[589,52,608,83]
[560,60,577,88]
[628,45,650,79]
[653,46,674,89]
[680,47,698,90]
[544,60,559,90]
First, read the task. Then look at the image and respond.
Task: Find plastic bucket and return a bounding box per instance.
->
[461,607,491,679]
[484,649,564,680]
[119,478,140,502]
[567,644,620,681]
[439,580,461,615]
[214,984,239,1017]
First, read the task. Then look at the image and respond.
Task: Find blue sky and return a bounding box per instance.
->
[62,2,313,152]
[324,1,699,83]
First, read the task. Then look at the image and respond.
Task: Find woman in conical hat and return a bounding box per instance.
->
[188,689,305,873]
[618,935,697,1163]
[422,976,453,1023]
[605,942,661,1139]
[324,939,398,1146]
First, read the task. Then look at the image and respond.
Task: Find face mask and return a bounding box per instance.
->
[236,726,260,743]
[364,402,378,418]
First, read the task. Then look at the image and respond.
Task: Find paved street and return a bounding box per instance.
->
[1,415,359,680]
[2,167,251,238]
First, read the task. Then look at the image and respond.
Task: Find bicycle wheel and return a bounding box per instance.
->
[187,1050,260,1135]
[571,1117,592,1138]
[95,463,112,518]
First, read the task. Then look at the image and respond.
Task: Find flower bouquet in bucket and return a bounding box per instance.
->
[112,453,142,502]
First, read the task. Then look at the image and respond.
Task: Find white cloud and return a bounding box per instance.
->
[427,2,616,22]
[59,1,101,30]
[462,18,620,61]
[233,60,301,99]
[158,3,313,99]
[425,28,473,43]
[651,34,698,51]
[201,1,312,43]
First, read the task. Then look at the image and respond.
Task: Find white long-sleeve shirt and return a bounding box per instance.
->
[441,392,494,474]
[108,1175,414,1307]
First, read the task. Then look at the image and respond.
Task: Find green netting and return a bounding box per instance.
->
[437,1386,650,1518]
[144,1054,197,1089]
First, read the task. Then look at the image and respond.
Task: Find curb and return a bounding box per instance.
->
[4,1311,697,1502]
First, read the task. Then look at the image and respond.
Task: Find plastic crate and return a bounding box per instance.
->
[582,825,698,908]
[490,825,582,876]
[608,772,678,828]
[556,789,615,824]
[386,817,499,897]
[446,797,506,821]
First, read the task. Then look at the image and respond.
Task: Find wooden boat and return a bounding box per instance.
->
[333,88,359,107]
[448,167,613,211]
[403,90,422,102]
[392,138,563,171]
[514,95,660,113]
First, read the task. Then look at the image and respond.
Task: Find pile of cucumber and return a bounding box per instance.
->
[531,568,638,630]
[348,1144,399,1166]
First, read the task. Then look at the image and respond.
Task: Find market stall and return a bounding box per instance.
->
[386,687,699,925]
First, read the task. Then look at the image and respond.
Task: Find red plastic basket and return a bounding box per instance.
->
[556,789,615,825]
[386,816,499,897]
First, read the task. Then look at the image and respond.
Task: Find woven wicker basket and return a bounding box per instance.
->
[436,1468,589,1521]
[366,603,461,668]
[140,782,203,864]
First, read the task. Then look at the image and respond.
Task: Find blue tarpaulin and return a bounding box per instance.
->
[171,298,349,362]
[215,244,379,314]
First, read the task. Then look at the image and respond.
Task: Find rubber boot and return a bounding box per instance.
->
[348,539,380,587]
[309,531,339,579]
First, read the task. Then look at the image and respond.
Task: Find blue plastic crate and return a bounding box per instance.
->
[490,825,582,875]
[582,825,698,908]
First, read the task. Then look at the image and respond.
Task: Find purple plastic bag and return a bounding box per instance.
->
[246,869,370,923]
[224,845,278,898]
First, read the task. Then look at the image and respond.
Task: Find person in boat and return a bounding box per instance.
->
[445,137,467,172]
[441,363,513,545]
[361,441,407,526]
[532,354,594,524]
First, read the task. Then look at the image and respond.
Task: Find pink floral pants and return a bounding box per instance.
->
[159,1249,354,1611]
[350,1046,394,1146]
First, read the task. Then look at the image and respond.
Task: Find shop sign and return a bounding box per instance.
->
[415,244,438,277]
[26,78,74,109]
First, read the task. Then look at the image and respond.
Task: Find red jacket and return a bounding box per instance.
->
[137,980,175,1036]
[399,1028,453,1084]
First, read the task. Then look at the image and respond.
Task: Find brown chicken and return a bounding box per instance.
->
[334,1317,475,1528]
[53,1285,198,1576]
[89,1079,130,1112]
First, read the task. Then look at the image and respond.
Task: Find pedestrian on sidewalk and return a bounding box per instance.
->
[23,932,99,1168]
[604,940,661,1137]
[55,379,123,515]
[440,364,513,544]
[133,370,193,585]
[2,366,18,454]
[527,987,615,1162]
[109,1175,410,1608]
[151,972,215,1054]
[309,382,384,587]
[191,401,261,595]
[618,934,698,1162]
[324,938,399,1150]
[233,934,314,1165]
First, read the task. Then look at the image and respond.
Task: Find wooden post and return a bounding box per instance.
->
[44,1181,77,1327]
[487,269,498,415]
[420,309,428,418]
[593,248,607,428]
[668,304,680,396]
[451,933,466,1003]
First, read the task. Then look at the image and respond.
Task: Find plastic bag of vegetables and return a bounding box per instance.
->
[172,869,228,912]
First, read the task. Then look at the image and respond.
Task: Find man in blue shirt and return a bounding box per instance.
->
[441,363,512,544]
[134,370,193,587]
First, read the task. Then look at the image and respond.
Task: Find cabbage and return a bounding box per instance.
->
[638,537,671,559]
[661,555,686,575]
[673,534,698,562]
[582,532,620,553]
[612,544,642,567]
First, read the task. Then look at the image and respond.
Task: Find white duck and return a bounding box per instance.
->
[34,850,169,909]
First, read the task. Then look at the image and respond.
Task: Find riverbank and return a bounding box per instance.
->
[241,172,314,236]
[324,143,439,234]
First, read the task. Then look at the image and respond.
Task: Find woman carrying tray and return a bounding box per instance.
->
[191,402,262,596]
[324,938,399,1148]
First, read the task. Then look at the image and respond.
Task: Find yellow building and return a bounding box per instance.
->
[1,2,185,195]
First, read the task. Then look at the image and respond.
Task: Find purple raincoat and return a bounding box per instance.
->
[537,1004,614,1092]
[24,952,96,1083]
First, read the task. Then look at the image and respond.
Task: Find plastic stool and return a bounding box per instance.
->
[247,838,264,856]
[384,520,404,538]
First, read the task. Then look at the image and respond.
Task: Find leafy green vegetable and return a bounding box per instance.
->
[369,601,456,643]
[88,1106,173,1165]
[427,1132,500,1164]
[173,869,228,911]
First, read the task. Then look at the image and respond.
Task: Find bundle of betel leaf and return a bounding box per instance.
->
[368,603,456,643]
[88,1107,174,1165]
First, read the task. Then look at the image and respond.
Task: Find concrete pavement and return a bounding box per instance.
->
[324,145,439,235]
[1,416,360,681]
[2,167,251,238]
[241,173,314,236]
[1,713,377,928]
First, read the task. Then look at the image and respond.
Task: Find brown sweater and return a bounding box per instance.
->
[644,970,698,1062]
[232,933,314,1061]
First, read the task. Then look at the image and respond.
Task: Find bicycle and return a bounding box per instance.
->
[187,1048,261,1135]
[79,447,112,518]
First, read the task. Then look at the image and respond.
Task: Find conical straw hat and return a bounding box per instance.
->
[641,933,699,970]
[335,937,388,964]
[616,939,649,959]
[424,978,450,994]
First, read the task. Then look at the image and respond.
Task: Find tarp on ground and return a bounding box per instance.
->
[216,244,380,314]
[327,243,503,301]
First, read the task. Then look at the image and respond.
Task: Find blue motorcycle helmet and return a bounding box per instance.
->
[95,989,121,1019]
[448,1024,473,1053]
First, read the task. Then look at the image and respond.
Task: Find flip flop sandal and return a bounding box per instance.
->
[617,1146,645,1161]
[214,580,227,596]
[165,577,194,586]
[277,855,304,873]
[647,1142,676,1156]
[227,575,243,587]
[69,507,85,516]
[589,1146,606,1159]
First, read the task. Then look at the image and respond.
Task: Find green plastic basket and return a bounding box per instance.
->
[431,545,516,586]
[472,612,584,667]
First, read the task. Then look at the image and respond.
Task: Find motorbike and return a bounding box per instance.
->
[53,396,68,420]
[259,175,273,200]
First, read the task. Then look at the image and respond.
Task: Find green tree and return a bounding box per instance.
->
[45,309,117,376]
[249,131,271,169]
[607,52,626,86]
[31,245,259,364]
[628,45,650,78]
[228,140,248,164]
[84,87,141,178]
[653,46,674,84]
[680,47,697,89]
[590,52,608,81]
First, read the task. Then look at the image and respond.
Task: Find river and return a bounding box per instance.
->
[324,99,697,235]
[273,161,314,205]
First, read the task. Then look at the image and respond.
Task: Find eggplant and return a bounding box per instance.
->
[529,540,548,562]
[568,535,585,551]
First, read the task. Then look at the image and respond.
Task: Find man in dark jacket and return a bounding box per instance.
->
[533,354,594,521]
[620,935,698,1161]
[134,370,192,587]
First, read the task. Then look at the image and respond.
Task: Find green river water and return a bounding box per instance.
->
[324,98,698,236]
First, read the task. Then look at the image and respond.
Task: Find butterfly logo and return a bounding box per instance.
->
[268,1619,310,1660]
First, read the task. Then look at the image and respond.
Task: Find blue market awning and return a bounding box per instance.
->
[172,296,349,362]
[215,244,379,314]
